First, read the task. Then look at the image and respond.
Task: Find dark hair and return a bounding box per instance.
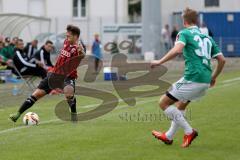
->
[13,37,18,41]
[5,37,10,43]
[16,39,23,45]
[66,25,80,37]
[182,7,198,25]
[45,40,53,45]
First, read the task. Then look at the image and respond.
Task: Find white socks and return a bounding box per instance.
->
[164,105,192,139]
[165,110,185,140]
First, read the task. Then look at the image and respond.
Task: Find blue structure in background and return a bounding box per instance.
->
[172,12,240,57]
[201,12,240,57]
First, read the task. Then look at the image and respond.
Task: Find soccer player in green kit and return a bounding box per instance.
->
[151,8,226,148]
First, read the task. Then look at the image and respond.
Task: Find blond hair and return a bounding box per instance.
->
[182,7,198,25]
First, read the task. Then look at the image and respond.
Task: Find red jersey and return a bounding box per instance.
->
[52,39,80,79]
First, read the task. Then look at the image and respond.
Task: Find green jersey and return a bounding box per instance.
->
[0,44,15,62]
[175,26,222,83]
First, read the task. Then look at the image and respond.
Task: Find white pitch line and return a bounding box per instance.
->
[0,99,157,135]
[0,119,60,135]
[212,80,240,90]
[222,77,240,84]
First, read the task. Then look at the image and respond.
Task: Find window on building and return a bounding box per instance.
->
[205,0,219,7]
[73,0,87,18]
[128,0,141,23]
[29,0,45,17]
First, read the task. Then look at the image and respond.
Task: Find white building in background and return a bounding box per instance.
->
[0,0,239,46]
[160,0,240,27]
[0,0,128,44]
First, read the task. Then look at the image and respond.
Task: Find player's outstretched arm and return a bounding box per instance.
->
[150,43,184,68]
[210,54,226,87]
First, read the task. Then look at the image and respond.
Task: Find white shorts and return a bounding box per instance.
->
[167,77,210,103]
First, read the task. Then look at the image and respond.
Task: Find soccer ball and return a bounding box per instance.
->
[23,112,39,125]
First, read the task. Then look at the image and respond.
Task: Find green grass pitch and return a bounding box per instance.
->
[0,69,239,160]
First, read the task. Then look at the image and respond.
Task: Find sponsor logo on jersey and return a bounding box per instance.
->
[61,49,71,57]
[70,48,76,54]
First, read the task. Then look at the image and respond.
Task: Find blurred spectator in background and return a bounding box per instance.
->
[0,36,4,42]
[0,40,4,49]
[208,28,213,37]
[171,25,179,45]
[0,40,14,69]
[199,23,209,36]
[9,37,18,50]
[4,37,10,46]
[92,33,102,73]
[13,39,46,79]
[0,41,6,63]
[24,39,38,59]
[34,40,54,70]
[3,37,18,61]
[161,24,171,51]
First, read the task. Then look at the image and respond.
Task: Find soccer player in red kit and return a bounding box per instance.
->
[9,25,85,122]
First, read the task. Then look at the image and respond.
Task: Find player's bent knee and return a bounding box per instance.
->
[32,89,47,100]
[159,96,168,110]
[64,93,74,101]
[175,101,190,110]
[64,85,74,99]
[159,94,176,110]
[65,93,74,100]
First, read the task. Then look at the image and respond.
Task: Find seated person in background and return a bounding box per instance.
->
[24,39,38,59]
[0,54,7,68]
[4,37,11,47]
[13,39,46,79]
[0,38,16,65]
[4,37,18,60]
[0,40,7,63]
[34,40,54,70]
[1,37,18,69]
[0,40,15,71]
